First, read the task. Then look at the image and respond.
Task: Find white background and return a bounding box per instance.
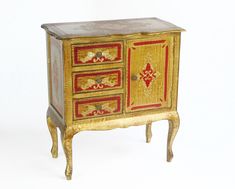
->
[0,0,235,188]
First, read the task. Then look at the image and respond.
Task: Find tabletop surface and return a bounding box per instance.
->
[41,17,184,39]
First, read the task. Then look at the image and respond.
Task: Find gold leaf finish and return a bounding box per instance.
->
[167,113,180,162]
[146,122,152,143]
[46,116,58,158]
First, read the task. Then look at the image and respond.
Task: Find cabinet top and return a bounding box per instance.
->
[41,17,184,39]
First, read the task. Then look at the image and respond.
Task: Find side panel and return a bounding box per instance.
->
[171,33,181,110]
[50,36,64,117]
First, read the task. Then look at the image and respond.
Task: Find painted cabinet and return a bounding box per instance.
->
[42,17,184,180]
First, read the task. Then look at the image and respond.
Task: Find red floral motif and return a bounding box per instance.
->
[86,83,109,90]
[91,56,105,63]
[87,109,110,116]
[139,63,156,87]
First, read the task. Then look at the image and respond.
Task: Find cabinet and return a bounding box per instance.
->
[42,17,184,180]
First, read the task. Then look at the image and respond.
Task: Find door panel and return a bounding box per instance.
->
[126,36,173,112]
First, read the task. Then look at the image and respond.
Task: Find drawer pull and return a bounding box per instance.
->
[95,77,104,84]
[95,51,103,58]
[95,104,102,110]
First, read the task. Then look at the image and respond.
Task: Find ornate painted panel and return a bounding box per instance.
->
[73,69,122,93]
[72,42,123,66]
[126,38,172,112]
[73,95,122,120]
[50,37,64,116]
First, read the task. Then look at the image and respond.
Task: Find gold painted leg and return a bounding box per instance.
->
[167,114,180,162]
[62,129,75,180]
[146,122,152,143]
[47,117,58,158]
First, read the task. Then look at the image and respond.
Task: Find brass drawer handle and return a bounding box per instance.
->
[95,77,104,84]
[95,104,102,110]
[95,51,103,58]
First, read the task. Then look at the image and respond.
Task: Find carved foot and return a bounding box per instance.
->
[167,149,174,162]
[65,164,72,180]
[146,122,152,143]
[47,117,58,158]
[167,113,180,162]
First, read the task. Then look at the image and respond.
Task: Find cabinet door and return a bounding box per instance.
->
[126,36,173,112]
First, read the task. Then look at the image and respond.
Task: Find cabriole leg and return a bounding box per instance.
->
[146,122,152,143]
[62,129,76,180]
[167,114,180,162]
[47,117,58,158]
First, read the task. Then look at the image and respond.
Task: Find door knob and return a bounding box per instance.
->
[131,75,138,81]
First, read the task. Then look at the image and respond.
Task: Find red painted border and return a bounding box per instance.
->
[134,40,166,46]
[127,40,168,111]
[73,69,122,93]
[74,96,121,118]
[131,103,161,110]
[74,43,122,65]
[127,48,131,107]
[164,46,169,101]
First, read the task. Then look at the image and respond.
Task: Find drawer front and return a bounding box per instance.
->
[73,95,122,120]
[72,42,123,66]
[73,69,122,93]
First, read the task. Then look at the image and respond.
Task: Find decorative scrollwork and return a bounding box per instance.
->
[79,76,117,90]
[80,50,116,63]
[81,103,116,117]
[139,53,160,88]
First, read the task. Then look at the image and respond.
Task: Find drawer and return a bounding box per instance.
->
[72,42,123,66]
[73,95,122,120]
[73,69,122,93]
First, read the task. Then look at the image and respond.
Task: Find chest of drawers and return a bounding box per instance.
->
[41,17,184,180]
